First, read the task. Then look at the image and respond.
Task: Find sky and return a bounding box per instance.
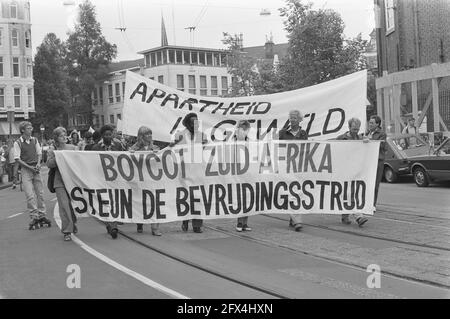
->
[29,0,375,62]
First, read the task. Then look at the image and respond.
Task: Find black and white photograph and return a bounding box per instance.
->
[0,0,449,304]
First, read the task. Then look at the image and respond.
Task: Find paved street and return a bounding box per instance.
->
[0,169,449,299]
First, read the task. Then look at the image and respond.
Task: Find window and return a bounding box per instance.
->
[26,58,32,78]
[145,54,150,66]
[169,50,175,63]
[157,51,162,65]
[162,50,168,64]
[92,88,98,106]
[0,29,3,46]
[199,52,205,65]
[183,51,190,64]
[115,83,121,102]
[211,76,218,96]
[10,3,17,19]
[385,0,395,34]
[101,115,105,126]
[110,114,114,124]
[177,75,184,91]
[221,76,228,96]
[0,57,3,77]
[188,75,196,94]
[27,88,33,108]
[200,75,207,96]
[122,82,125,97]
[12,29,18,47]
[108,84,113,103]
[220,53,227,66]
[117,114,121,120]
[14,88,20,108]
[149,76,154,80]
[158,75,164,84]
[25,31,31,48]
[213,53,220,66]
[13,57,19,77]
[0,88,4,108]
[206,53,213,66]
[151,52,156,66]
[95,115,100,125]
[25,3,30,21]
[176,51,182,64]
[191,51,198,64]
[99,87,104,105]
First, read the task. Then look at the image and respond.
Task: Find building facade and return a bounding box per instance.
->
[0,0,34,140]
[375,0,450,132]
[88,45,232,129]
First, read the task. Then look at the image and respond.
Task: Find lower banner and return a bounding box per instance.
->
[55,140,379,223]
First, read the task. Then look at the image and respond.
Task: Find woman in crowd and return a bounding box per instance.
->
[233,120,252,232]
[130,126,162,236]
[47,127,78,241]
[69,130,81,150]
[173,113,207,233]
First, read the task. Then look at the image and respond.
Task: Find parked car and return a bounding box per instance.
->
[383,134,429,183]
[410,137,450,187]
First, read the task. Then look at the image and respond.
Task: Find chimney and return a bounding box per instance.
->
[264,34,274,59]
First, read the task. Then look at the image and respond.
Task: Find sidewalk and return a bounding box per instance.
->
[0,181,13,191]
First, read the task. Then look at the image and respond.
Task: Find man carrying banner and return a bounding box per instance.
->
[278,110,308,232]
[367,115,387,212]
[173,113,208,233]
[336,117,369,227]
[91,124,126,239]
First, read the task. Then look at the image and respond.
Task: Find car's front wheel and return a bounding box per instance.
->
[413,167,429,187]
[383,166,397,183]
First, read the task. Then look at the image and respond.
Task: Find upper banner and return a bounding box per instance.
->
[122,70,367,142]
[55,140,378,224]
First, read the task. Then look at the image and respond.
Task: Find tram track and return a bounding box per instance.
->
[262,214,450,252]
[112,224,291,299]
[204,222,450,290]
[108,219,450,292]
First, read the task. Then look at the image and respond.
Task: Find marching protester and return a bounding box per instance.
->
[13,121,50,230]
[233,120,252,232]
[130,126,162,236]
[78,131,93,151]
[173,112,208,233]
[278,110,308,232]
[336,118,369,227]
[47,127,78,241]
[91,124,126,239]
[69,130,81,149]
[367,115,387,212]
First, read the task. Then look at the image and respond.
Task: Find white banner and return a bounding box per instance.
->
[122,70,367,142]
[55,140,378,224]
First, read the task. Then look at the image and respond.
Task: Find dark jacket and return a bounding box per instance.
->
[368,127,387,160]
[278,128,308,140]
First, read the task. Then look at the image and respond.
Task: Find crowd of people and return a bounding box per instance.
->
[7,112,386,242]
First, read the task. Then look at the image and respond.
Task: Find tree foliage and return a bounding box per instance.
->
[64,0,117,121]
[32,33,70,131]
[221,32,259,96]
[278,2,368,90]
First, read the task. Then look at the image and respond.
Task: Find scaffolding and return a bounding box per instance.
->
[376,62,450,136]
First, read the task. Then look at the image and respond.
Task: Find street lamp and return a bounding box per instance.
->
[6,105,14,140]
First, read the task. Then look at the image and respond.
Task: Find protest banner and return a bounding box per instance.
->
[121,70,367,142]
[55,140,379,224]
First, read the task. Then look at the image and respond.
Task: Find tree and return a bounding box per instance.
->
[222,33,259,96]
[65,0,117,125]
[278,0,368,90]
[222,33,284,96]
[33,33,71,133]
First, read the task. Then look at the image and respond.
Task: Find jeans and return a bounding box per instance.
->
[56,187,77,234]
[21,167,46,220]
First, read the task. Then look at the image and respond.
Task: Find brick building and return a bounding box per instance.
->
[375,0,450,132]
